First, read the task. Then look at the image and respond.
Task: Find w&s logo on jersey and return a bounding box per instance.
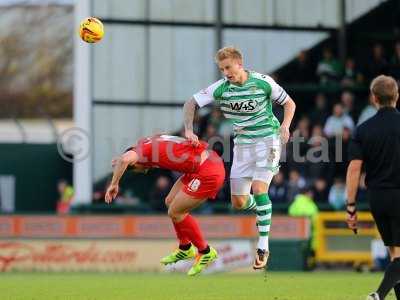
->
[230,99,257,112]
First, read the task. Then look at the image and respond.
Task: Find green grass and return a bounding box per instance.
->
[0,272,396,300]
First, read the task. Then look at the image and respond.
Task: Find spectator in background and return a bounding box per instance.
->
[288,186,319,251]
[199,106,223,138]
[342,127,352,167]
[287,50,315,83]
[287,169,306,202]
[294,116,311,139]
[57,179,74,214]
[216,120,231,138]
[214,180,230,209]
[202,123,225,156]
[284,116,310,175]
[312,178,329,204]
[334,127,351,178]
[202,124,218,140]
[323,103,354,137]
[311,123,324,137]
[366,43,389,80]
[148,175,173,212]
[316,47,343,84]
[389,41,400,80]
[269,171,288,203]
[341,57,364,87]
[341,91,356,120]
[357,94,377,126]
[115,189,140,206]
[309,93,329,126]
[288,186,318,218]
[93,180,109,203]
[95,179,139,207]
[292,116,311,153]
[306,125,331,180]
[328,177,346,210]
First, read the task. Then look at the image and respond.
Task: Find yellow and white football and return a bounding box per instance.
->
[79,17,104,43]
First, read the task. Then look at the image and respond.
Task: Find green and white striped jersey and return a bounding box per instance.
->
[193,71,289,144]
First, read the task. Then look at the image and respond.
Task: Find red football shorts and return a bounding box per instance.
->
[181,151,225,199]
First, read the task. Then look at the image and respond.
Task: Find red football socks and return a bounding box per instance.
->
[172,221,191,245]
[173,214,208,251]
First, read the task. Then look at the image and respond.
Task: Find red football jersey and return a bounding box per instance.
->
[135,135,208,173]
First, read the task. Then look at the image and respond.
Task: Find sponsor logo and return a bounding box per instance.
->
[0,241,136,272]
[229,100,256,112]
[188,178,201,192]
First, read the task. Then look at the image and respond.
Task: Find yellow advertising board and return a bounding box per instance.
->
[315,212,379,266]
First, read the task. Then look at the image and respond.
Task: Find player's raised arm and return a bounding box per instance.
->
[105,150,139,203]
[183,97,200,146]
[263,74,296,144]
[280,97,296,144]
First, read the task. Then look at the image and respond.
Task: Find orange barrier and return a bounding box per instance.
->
[0,215,310,239]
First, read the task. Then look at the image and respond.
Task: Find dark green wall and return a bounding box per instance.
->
[0,144,72,212]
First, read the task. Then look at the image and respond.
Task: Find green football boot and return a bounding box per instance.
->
[187,247,218,276]
[160,245,196,265]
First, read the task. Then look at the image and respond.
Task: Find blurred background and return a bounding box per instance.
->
[0,0,399,273]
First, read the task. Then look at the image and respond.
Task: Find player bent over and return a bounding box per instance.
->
[105,134,225,276]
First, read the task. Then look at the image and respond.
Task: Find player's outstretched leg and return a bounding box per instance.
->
[175,213,218,276]
[161,177,196,265]
[166,190,218,275]
[253,193,272,270]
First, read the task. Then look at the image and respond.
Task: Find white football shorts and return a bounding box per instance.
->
[230,135,281,195]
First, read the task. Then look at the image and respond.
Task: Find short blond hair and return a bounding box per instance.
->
[215,46,243,63]
[370,75,399,106]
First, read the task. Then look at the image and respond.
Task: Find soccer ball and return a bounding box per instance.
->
[79,17,104,43]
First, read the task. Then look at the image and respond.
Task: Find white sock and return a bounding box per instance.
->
[257,236,269,251]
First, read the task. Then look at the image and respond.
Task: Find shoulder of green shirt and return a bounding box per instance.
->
[213,78,229,99]
[248,71,272,97]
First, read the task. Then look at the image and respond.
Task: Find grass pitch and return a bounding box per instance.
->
[0,272,396,300]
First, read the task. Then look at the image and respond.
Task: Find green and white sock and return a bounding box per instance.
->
[242,194,256,211]
[255,193,272,251]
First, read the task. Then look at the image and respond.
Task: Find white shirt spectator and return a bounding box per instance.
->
[323,103,354,137]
